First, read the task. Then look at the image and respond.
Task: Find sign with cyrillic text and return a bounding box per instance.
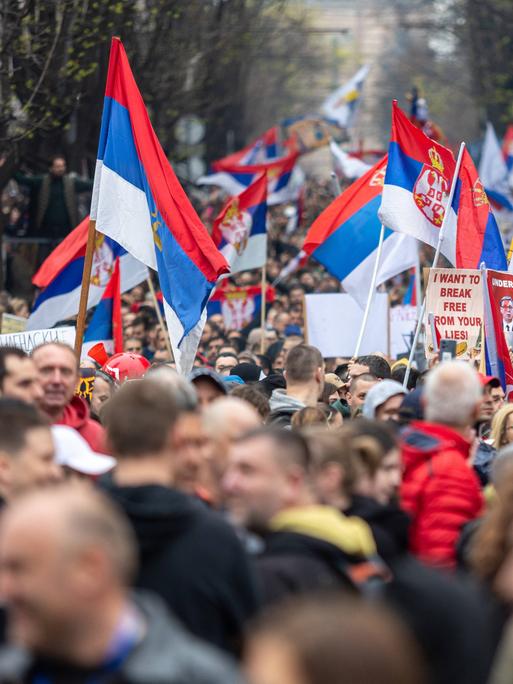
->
[0,327,76,353]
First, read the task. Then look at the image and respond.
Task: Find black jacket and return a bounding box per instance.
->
[102,481,258,654]
[345,495,410,562]
[0,592,244,684]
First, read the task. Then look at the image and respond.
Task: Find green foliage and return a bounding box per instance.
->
[0,0,321,180]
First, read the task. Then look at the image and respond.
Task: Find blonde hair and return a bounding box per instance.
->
[491,404,513,448]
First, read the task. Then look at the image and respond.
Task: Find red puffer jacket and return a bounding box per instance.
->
[400,421,483,569]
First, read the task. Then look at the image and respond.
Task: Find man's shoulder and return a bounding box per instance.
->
[124,592,243,683]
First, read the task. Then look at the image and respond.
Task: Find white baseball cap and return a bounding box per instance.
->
[51,425,116,476]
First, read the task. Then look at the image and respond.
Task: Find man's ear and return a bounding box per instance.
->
[0,451,13,493]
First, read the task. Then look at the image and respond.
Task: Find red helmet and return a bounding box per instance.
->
[102,352,150,383]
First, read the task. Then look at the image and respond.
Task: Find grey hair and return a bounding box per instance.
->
[424,361,482,427]
[144,367,198,411]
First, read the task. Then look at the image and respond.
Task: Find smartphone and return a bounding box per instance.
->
[439,339,457,362]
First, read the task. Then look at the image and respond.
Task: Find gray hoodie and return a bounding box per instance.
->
[268,388,305,427]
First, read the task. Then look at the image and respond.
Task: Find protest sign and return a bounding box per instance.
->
[390,305,417,359]
[424,268,483,358]
[1,314,27,334]
[485,270,513,352]
[0,327,76,353]
[304,293,388,357]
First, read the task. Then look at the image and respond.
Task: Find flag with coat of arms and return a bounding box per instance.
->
[378,101,507,271]
[212,172,267,276]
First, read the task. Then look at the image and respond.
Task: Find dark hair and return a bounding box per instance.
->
[286,345,323,384]
[334,363,350,382]
[267,341,284,365]
[347,419,397,455]
[391,365,419,390]
[0,347,27,390]
[103,379,179,457]
[257,354,272,375]
[230,384,270,420]
[341,419,397,478]
[356,355,391,380]
[0,399,48,454]
[131,316,149,331]
[320,382,338,404]
[237,426,311,471]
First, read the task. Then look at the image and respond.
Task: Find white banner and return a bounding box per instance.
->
[0,327,76,354]
[305,293,388,357]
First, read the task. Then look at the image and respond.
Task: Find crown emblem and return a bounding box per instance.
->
[428,147,444,174]
[223,198,240,223]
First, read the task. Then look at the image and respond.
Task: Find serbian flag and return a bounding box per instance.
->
[479,122,513,212]
[207,284,275,331]
[197,149,303,206]
[483,269,513,394]
[455,148,507,271]
[212,173,267,276]
[90,38,229,374]
[302,155,418,308]
[83,257,123,356]
[379,101,506,271]
[213,127,284,169]
[28,216,147,331]
[502,125,513,171]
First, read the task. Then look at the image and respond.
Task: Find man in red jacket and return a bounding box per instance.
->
[400,361,483,569]
[32,343,105,452]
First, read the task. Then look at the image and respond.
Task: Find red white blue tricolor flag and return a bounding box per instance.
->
[212,173,267,276]
[90,38,229,373]
[83,257,123,357]
[213,127,284,168]
[302,155,418,308]
[28,217,147,331]
[379,101,507,271]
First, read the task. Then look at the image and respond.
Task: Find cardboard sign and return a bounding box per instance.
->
[424,268,483,357]
[390,305,417,359]
[304,293,389,357]
[1,314,27,334]
[0,327,76,353]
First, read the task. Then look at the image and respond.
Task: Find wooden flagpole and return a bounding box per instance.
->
[260,264,267,355]
[74,219,97,358]
[147,273,173,361]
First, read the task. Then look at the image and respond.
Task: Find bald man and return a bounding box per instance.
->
[0,485,243,683]
[202,397,261,507]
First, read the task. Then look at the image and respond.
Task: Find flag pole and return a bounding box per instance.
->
[75,219,97,358]
[147,273,173,361]
[260,263,267,355]
[414,244,422,320]
[402,142,466,388]
[330,171,342,198]
[353,224,386,358]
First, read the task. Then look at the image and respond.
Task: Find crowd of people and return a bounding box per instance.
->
[0,325,511,682]
[0,159,509,683]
